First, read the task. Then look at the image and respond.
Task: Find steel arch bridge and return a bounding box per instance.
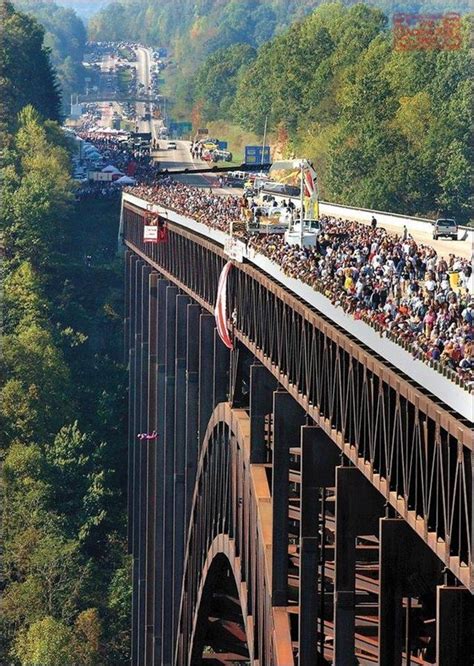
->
[123,199,473,666]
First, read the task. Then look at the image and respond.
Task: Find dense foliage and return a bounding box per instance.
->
[0,1,62,130]
[192,3,471,221]
[1,3,130,663]
[88,0,471,220]
[88,0,469,72]
[13,0,87,113]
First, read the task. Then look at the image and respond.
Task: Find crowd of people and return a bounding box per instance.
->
[76,181,122,200]
[78,132,160,181]
[126,180,473,389]
[130,181,242,231]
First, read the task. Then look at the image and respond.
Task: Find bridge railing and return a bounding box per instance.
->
[123,203,473,592]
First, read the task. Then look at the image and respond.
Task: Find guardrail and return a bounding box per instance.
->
[319,200,473,242]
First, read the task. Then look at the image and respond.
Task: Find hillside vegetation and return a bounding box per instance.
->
[13,0,87,113]
[196,3,471,221]
[89,0,471,221]
[1,2,129,663]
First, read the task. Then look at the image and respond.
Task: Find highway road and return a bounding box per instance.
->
[135,46,162,142]
[154,140,231,192]
[366,219,471,260]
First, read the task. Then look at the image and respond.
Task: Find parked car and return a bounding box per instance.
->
[212,149,233,162]
[433,218,458,240]
[224,171,248,187]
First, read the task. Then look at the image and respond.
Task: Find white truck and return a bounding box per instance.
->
[432,218,458,240]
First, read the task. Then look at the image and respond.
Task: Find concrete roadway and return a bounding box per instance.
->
[362,219,472,260]
[135,46,163,142]
[153,140,232,192]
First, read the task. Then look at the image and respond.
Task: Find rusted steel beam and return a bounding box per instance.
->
[153,278,169,663]
[137,264,151,666]
[184,304,201,537]
[249,364,278,464]
[123,223,472,588]
[378,518,443,666]
[213,328,229,407]
[127,252,138,554]
[124,213,473,664]
[161,285,178,665]
[173,294,190,651]
[198,314,215,446]
[131,258,145,666]
[144,272,158,664]
[271,391,305,607]
[123,210,472,443]
[436,585,474,665]
[333,466,384,665]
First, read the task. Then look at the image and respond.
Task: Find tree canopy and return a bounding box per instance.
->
[0,1,61,129]
[1,4,130,663]
[13,0,87,113]
[194,2,471,221]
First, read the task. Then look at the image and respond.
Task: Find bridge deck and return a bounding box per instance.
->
[122,192,473,423]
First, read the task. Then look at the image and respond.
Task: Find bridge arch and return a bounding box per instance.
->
[176,403,294,666]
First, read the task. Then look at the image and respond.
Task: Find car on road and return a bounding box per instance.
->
[167,141,177,150]
[224,171,249,188]
[432,218,458,240]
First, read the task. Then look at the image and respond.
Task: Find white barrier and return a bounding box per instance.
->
[122,193,473,422]
[319,201,474,244]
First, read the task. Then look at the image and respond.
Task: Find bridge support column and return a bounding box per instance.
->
[130,257,144,666]
[213,329,229,406]
[436,585,474,665]
[271,392,305,606]
[334,466,383,665]
[172,294,190,649]
[378,518,443,666]
[153,279,168,663]
[137,264,151,666]
[144,273,158,664]
[249,364,278,464]
[198,314,215,445]
[124,249,131,358]
[127,253,138,553]
[161,285,178,665]
[299,426,340,665]
[184,305,201,530]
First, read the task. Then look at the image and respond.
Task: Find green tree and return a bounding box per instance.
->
[194,43,256,120]
[0,1,61,130]
[13,617,77,666]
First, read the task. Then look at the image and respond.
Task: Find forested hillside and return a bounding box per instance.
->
[0,1,62,129]
[1,2,129,663]
[221,4,471,220]
[191,3,471,222]
[88,0,469,71]
[13,0,86,112]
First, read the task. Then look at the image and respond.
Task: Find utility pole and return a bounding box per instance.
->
[299,161,305,247]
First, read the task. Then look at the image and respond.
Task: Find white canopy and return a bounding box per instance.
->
[102,165,122,173]
[115,175,136,185]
